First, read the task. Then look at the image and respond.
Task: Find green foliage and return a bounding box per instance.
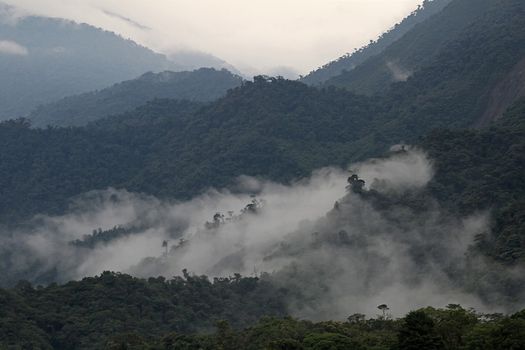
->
[3,301,524,350]
[303,333,362,350]
[0,1,524,348]
[422,98,525,264]
[395,310,444,350]
[0,272,287,349]
[0,79,378,223]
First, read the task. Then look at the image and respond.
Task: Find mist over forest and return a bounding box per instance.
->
[6,149,497,318]
[1,0,525,348]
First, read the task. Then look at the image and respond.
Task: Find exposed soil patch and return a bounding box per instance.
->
[477,57,525,127]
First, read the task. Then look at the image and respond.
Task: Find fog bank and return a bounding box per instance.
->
[1,148,519,319]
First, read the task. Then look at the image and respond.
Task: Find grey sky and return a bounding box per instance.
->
[4,0,423,75]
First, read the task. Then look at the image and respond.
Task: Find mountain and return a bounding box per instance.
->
[0,6,236,119]
[422,97,525,264]
[0,0,522,259]
[29,68,243,127]
[0,0,524,223]
[324,0,496,95]
[331,0,525,160]
[2,0,525,346]
[0,80,378,223]
[300,0,453,86]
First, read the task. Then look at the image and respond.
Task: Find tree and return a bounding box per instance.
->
[303,333,363,350]
[396,310,444,350]
[377,304,390,319]
[347,174,366,193]
[347,313,366,324]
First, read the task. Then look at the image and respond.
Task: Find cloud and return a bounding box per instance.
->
[0,40,28,55]
[2,0,425,75]
[0,167,345,286]
[1,149,522,319]
[386,60,412,82]
[0,2,26,25]
[352,146,433,192]
[100,9,151,31]
[266,66,301,80]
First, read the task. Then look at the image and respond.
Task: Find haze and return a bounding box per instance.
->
[5,0,424,76]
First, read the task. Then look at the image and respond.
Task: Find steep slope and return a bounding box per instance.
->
[300,0,452,86]
[129,77,380,197]
[422,98,525,264]
[341,0,525,159]
[29,68,243,127]
[324,0,495,95]
[0,97,206,223]
[476,58,525,126]
[0,80,378,223]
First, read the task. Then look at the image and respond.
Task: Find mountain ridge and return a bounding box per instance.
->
[29,68,243,127]
[0,5,238,119]
[323,0,496,95]
[300,0,453,86]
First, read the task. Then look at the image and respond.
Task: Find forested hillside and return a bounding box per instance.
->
[335,0,525,158]
[2,0,525,347]
[0,80,378,223]
[300,0,452,86]
[0,99,201,223]
[29,68,243,127]
[1,0,524,223]
[422,98,525,264]
[324,0,497,95]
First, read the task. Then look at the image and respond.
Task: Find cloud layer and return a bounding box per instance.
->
[2,0,424,75]
[3,148,521,319]
[0,40,28,55]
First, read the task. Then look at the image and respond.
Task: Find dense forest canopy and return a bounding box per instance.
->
[1,0,525,348]
[1,273,524,349]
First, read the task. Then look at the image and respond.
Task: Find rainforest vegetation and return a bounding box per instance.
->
[1,0,525,348]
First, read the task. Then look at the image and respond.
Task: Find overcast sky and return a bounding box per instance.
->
[4,0,423,76]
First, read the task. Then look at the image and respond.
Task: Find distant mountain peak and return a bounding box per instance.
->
[0,7,240,119]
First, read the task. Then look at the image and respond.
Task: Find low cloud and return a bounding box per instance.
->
[0,3,26,25]
[0,40,28,55]
[3,0,424,75]
[352,146,433,192]
[1,148,522,319]
[100,9,151,31]
[386,60,412,82]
